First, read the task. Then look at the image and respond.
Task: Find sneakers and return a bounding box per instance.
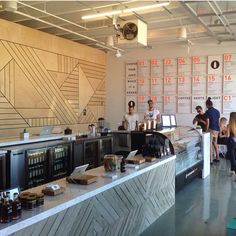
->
[213,159,220,163]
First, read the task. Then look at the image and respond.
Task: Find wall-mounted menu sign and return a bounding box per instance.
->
[192,96,206,113]
[126,96,137,112]
[126,63,137,96]
[163,76,177,95]
[137,95,149,113]
[150,59,163,95]
[178,96,191,113]
[150,95,163,113]
[164,58,177,76]
[223,53,236,74]
[207,74,222,94]
[208,55,222,75]
[192,56,207,76]
[163,95,176,113]
[223,95,236,113]
[207,95,222,113]
[137,60,150,96]
[192,75,206,95]
[178,75,191,95]
[223,74,236,94]
[177,57,191,76]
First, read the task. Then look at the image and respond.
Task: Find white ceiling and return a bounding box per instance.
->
[1,1,236,52]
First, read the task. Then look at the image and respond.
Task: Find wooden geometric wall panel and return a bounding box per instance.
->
[60,65,79,116]
[78,106,96,124]
[0,94,28,129]
[58,55,79,74]
[2,41,78,125]
[0,41,12,71]
[16,109,56,118]
[26,117,61,127]
[49,71,69,88]
[33,49,58,71]
[14,63,49,109]
[0,60,15,106]
[78,65,94,114]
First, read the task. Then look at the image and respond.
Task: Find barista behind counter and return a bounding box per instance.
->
[121,100,139,131]
[144,99,161,121]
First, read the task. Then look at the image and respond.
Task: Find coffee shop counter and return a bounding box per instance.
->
[0,155,176,236]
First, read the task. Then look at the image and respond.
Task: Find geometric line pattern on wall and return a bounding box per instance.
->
[0,59,15,106]
[2,40,78,124]
[49,71,69,88]
[60,64,79,116]
[0,41,12,72]
[8,159,175,236]
[58,55,79,74]
[0,93,28,129]
[26,117,61,127]
[78,106,96,124]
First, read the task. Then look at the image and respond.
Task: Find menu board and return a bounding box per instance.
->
[163,76,177,95]
[178,96,191,113]
[178,57,191,75]
[178,75,191,95]
[208,55,223,75]
[150,59,163,95]
[223,54,236,74]
[126,63,137,96]
[192,96,206,113]
[207,95,221,113]
[163,95,176,113]
[223,95,236,113]
[192,75,206,95]
[163,58,177,76]
[223,74,236,94]
[207,74,222,94]
[192,56,207,76]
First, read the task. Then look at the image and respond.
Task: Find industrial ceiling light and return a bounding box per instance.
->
[179,26,187,39]
[81,2,170,20]
[115,50,122,58]
[4,1,17,12]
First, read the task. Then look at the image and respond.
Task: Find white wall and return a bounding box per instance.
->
[105,42,236,130]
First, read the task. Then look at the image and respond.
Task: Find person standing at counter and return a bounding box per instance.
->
[144,99,160,121]
[122,101,139,131]
[205,97,220,164]
[193,105,208,132]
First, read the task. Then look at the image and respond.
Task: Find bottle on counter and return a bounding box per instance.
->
[2,197,12,223]
[135,120,139,131]
[120,157,126,173]
[12,193,21,220]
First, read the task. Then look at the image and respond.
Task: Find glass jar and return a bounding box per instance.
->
[104,154,118,172]
[25,194,37,210]
[36,193,44,206]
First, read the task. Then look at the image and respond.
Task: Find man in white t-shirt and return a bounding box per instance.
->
[144,99,160,120]
[123,101,139,131]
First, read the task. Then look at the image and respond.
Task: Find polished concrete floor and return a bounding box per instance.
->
[141,159,236,236]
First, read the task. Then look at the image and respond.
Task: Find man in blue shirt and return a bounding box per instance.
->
[205,97,220,164]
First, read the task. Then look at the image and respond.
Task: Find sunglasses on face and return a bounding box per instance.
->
[197,110,201,113]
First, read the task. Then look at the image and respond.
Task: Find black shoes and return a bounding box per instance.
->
[213,159,220,163]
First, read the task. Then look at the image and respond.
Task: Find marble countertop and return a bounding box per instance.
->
[0,155,176,235]
[0,134,76,148]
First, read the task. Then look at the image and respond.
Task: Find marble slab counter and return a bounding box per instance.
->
[0,155,176,236]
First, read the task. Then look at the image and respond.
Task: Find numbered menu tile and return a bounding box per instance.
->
[164,58,177,76]
[137,59,150,78]
[223,95,236,113]
[163,76,177,95]
[150,95,163,113]
[207,74,222,94]
[192,75,206,95]
[177,57,191,76]
[150,59,163,77]
[223,74,236,94]
[178,96,191,113]
[163,95,176,113]
[192,56,207,76]
[208,55,223,75]
[207,95,222,113]
[126,63,137,96]
[192,96,206,113]
[137,95,149,113]
[178,75,191,95]
[151,77,163,95]
[224,54,236,74]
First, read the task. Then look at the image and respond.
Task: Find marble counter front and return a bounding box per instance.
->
[0,155,176,236]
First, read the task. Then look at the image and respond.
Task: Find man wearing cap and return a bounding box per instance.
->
[123,100,139,131]
[144,99,160,121]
